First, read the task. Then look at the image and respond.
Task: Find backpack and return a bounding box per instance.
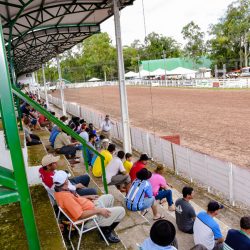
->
[126,179,148,211]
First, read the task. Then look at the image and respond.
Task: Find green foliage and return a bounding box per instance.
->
[181,21,205,65]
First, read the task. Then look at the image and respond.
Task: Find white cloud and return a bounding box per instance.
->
[101,0,233,46]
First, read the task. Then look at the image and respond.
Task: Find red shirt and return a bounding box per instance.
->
[129,161,146,182]
[39,167,54,188]
[38,114,46,124]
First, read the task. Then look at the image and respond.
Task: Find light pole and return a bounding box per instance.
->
[113,0,132,153]
[42,64,49,110]
[137,55,141,79]
[163,50,167,83]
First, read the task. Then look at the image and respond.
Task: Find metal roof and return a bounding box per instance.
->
[0,0,135,75]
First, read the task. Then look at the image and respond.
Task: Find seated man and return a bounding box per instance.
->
[140,219,178,250]
[175,186,196,234]
[23,116,42,146]
[126,168,163,220]
[86,133,97,166]
[193,201,224,250]
[49,125,60,148]
[92,144,116,177]
[39,154,97,196]
[224,216,250,250]
[129,154,152,182]
[105,151,131,193]
[54,128,81,159]
[53,170,125,243]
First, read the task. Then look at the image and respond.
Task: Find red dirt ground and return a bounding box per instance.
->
[53,87,250,167]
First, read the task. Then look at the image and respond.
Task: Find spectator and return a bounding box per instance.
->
[149,165,175,211]
[100,138,110,150]
[224,216,250,250]
[100,115,113,140]
[140,219,178,250]
[105,151,131,193]
[86,133,97,166]
[126,168,164,220]
[39,154,97,196]
[92,144,116,177]
[38,113,51,129]
[175,186,196,234]
[60,116,68,125]
[53,170,125,243]
[88,123,97,136]
[23,116,42,146]
[54,128,81,159]
[79,127,90,142]
[193,201,224,250]
[49,126,60,148]
[129,154,152,182]
[123,153,133,174]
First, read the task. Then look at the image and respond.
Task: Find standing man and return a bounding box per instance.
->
[193,201,224,250]
[175,186,196,234]
[100,115,113,141]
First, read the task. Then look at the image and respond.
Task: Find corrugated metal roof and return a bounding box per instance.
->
[0,0,135,75]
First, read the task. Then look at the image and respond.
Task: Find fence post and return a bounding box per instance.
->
[228,162,235,206]
[204,155,211,193]
[186,148,193,182]
[171,143,177,174]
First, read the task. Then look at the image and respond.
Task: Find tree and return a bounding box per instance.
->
[181,21,205,65]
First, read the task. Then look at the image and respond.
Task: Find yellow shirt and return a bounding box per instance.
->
[92,150,112,177]
[123,160,133,174]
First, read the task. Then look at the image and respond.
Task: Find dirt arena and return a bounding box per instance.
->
[53,86,250,167]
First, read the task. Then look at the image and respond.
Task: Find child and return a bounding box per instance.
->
[123,153,133,174]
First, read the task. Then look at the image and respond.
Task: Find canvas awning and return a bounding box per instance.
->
[125,71,138,78]
[168,67,197,75]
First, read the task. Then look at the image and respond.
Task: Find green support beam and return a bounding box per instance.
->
[0,18,40,250]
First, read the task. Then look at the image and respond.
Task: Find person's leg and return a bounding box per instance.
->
[156,189,173,206]
[70,174,90,187]
[76,187,97,196]
[59,146,77,157]
[96,194,115,208]
[27,139,42,146]
[30,134,40,141]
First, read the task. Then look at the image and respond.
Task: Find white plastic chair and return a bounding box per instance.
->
[40,178,57,206]
[57,206,109,250]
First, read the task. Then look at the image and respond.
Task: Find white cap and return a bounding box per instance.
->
[42,154,60,166]
[53,170,68,186]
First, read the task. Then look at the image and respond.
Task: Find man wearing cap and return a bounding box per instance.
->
[193,201,224,250]
[39,154,97,196]
[129,154,152,182]
[126,168,163,220]
[100,115,113,140]
[141,219,178,250]
[53,170,125,243]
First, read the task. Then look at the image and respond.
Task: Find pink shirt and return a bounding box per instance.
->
[149,173,167,196]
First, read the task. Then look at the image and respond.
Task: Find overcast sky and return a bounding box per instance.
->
[101,0,233,47]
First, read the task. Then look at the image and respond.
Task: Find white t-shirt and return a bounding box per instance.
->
[79,131,89,142]
[105,157,125,184]
[100,119,112,132]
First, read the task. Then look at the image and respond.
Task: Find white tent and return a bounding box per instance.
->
[88,77,101,82]
[125,71,138,78]
[139,69,151,77]
[151,68,170,76]
[168,67,197,75]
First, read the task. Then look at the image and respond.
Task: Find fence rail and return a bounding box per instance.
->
[46,93,250,207]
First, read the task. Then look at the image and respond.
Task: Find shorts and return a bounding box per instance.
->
[140,197,155,210]
[109,174,131,186]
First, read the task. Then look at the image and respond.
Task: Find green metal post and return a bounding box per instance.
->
[0,19,40,249]
[0,100,9,147]
[82,146,89,173]
[101,157,108,194]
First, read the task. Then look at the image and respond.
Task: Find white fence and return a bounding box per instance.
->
[60,78,250,89]
[46,93,250,207]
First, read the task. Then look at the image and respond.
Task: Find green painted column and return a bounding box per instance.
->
[0,19,40,249]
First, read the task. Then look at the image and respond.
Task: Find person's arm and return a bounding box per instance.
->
[119,161,127,175]
[189,206,196,221]
[145,183,153,198]
[213,223,224,243]
[79,207,111,220]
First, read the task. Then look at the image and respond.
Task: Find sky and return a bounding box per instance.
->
[101,0,233,47]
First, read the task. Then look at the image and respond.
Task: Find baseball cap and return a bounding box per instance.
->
[42,154,60,166]
[207,201,224,212]
[53,170,68,186]
[139,153,152,161]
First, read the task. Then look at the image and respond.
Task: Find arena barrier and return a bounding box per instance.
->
[45,93,250,207]
[61,78,250,89]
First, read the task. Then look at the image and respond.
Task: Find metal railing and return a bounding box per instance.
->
[12,86,108,194]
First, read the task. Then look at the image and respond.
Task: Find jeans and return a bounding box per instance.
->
[27,134,41,146]
[155,189,173,206]
[58,145,77,157]
[70,175,97,195]
[140,197,155,210]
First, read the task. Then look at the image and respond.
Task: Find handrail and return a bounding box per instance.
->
[12,86,108,194]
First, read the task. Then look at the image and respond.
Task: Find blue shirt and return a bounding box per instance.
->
[49,126,60,147]
[140,238,177,250]
[224,229,250,250]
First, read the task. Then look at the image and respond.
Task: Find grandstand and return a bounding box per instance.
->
[0,1,249,250]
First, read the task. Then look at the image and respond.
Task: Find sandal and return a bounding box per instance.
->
[141,209,149,216]
[153,215,165,221]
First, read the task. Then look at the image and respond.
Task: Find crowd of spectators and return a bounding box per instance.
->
[24,93,249,249]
